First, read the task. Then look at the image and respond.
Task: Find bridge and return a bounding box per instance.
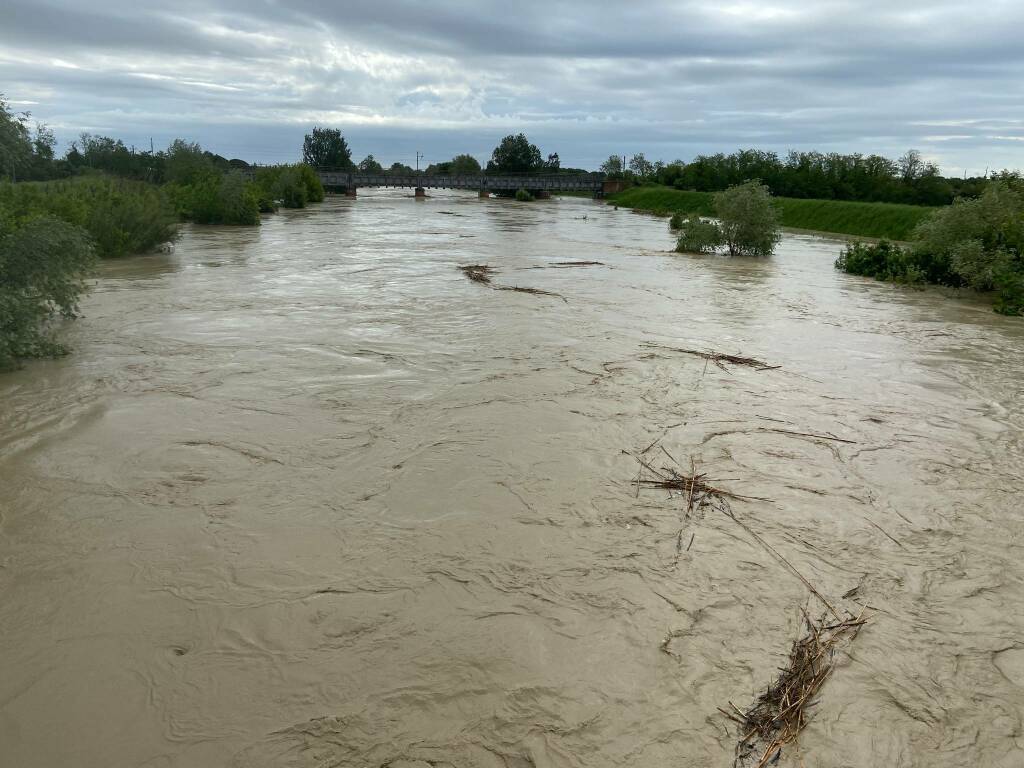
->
[313,170,623,198]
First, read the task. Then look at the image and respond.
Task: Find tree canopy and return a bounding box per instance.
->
[487,134,543,174]
[357,154,383,173]
[302,126,353,169]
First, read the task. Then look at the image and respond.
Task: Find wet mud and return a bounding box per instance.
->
[1,190,1023,767]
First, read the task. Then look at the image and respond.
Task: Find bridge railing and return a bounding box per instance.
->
[315,170,606,192]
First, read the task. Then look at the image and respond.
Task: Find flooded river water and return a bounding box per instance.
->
[1,190,1023,767]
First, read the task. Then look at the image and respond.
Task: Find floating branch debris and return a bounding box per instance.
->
[458,265,567,301]
[497,286,567,301]
[640,343,779,371]
[548,260,604,267]
[458,264,495,284]
[722,610,867,768]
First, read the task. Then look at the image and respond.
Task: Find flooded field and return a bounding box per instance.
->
[1,190,1022,767]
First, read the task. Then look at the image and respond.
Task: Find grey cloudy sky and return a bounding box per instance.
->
[2,0,1023,174]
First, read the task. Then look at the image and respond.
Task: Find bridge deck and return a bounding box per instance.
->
[317,171,604,192]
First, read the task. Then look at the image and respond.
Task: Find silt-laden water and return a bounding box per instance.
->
[1,191,1023,767]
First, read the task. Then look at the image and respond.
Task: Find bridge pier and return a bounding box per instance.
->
[345,186,357,198]
[478,189,490,199]
[535,191,552,200]
[414,187,426,198]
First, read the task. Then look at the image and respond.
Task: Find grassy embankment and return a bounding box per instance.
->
[607,185,937,241]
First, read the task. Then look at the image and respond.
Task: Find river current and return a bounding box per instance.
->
[1,190,1022,767]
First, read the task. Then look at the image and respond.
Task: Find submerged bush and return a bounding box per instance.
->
[0,216,96,369]
[515,188,534,202]
[674,214,725,254]
[834,240,923,283]
[836,181,1024,315]
[0,177,178,257]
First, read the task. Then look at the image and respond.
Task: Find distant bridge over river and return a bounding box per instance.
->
[313,170,624,198]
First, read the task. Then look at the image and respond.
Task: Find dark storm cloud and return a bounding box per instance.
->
[1,0,1022,172]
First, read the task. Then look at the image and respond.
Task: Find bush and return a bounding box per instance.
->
[170,171,260,225]
[274,168,308,209]
[0,177,178,257]
[836,182,1024,315]
[0,216,96,369]
[253,165,321,209]
[674,214,724,254]
[912,181,1024,292]
[296,164,325,202]
[714,181,781,257]
[515,188,534,202]
[994,266,1024,316]
[834,240,924,283]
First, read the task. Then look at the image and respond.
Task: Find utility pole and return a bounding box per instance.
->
[416,151,424,172]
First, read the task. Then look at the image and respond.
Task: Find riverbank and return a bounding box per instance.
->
[607,185,937,240]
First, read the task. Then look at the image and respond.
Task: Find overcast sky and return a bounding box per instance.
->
[2,0,1023,174]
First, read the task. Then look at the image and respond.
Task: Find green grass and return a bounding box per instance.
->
[608,185,938,241]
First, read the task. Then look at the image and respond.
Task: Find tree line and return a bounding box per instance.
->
[300,128,588,178]
[600,149,1000,207]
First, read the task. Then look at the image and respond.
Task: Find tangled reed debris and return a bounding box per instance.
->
[721,609,867,768]
[640,343,779,371]
[626,435,866,768]
[625,448,769,518]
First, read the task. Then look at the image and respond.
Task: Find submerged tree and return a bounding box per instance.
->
[302,126,353,169]
[673,181,781,257]
[714,181,781,257]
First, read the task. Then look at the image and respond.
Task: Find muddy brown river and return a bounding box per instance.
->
[1,190,1023,767]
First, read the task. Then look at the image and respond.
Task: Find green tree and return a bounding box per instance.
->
[165,139,213,185]
[546,152,560,171]
[487,133,543,174]
[629,153,654,179]
[388,162,414,174]
[600,155,623,178]
[0,94,32,181]
[0,216,96,369]
[714,181,781,257]
[303,126,353,169]
[357,154,383,173]
[449,154,482,175]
